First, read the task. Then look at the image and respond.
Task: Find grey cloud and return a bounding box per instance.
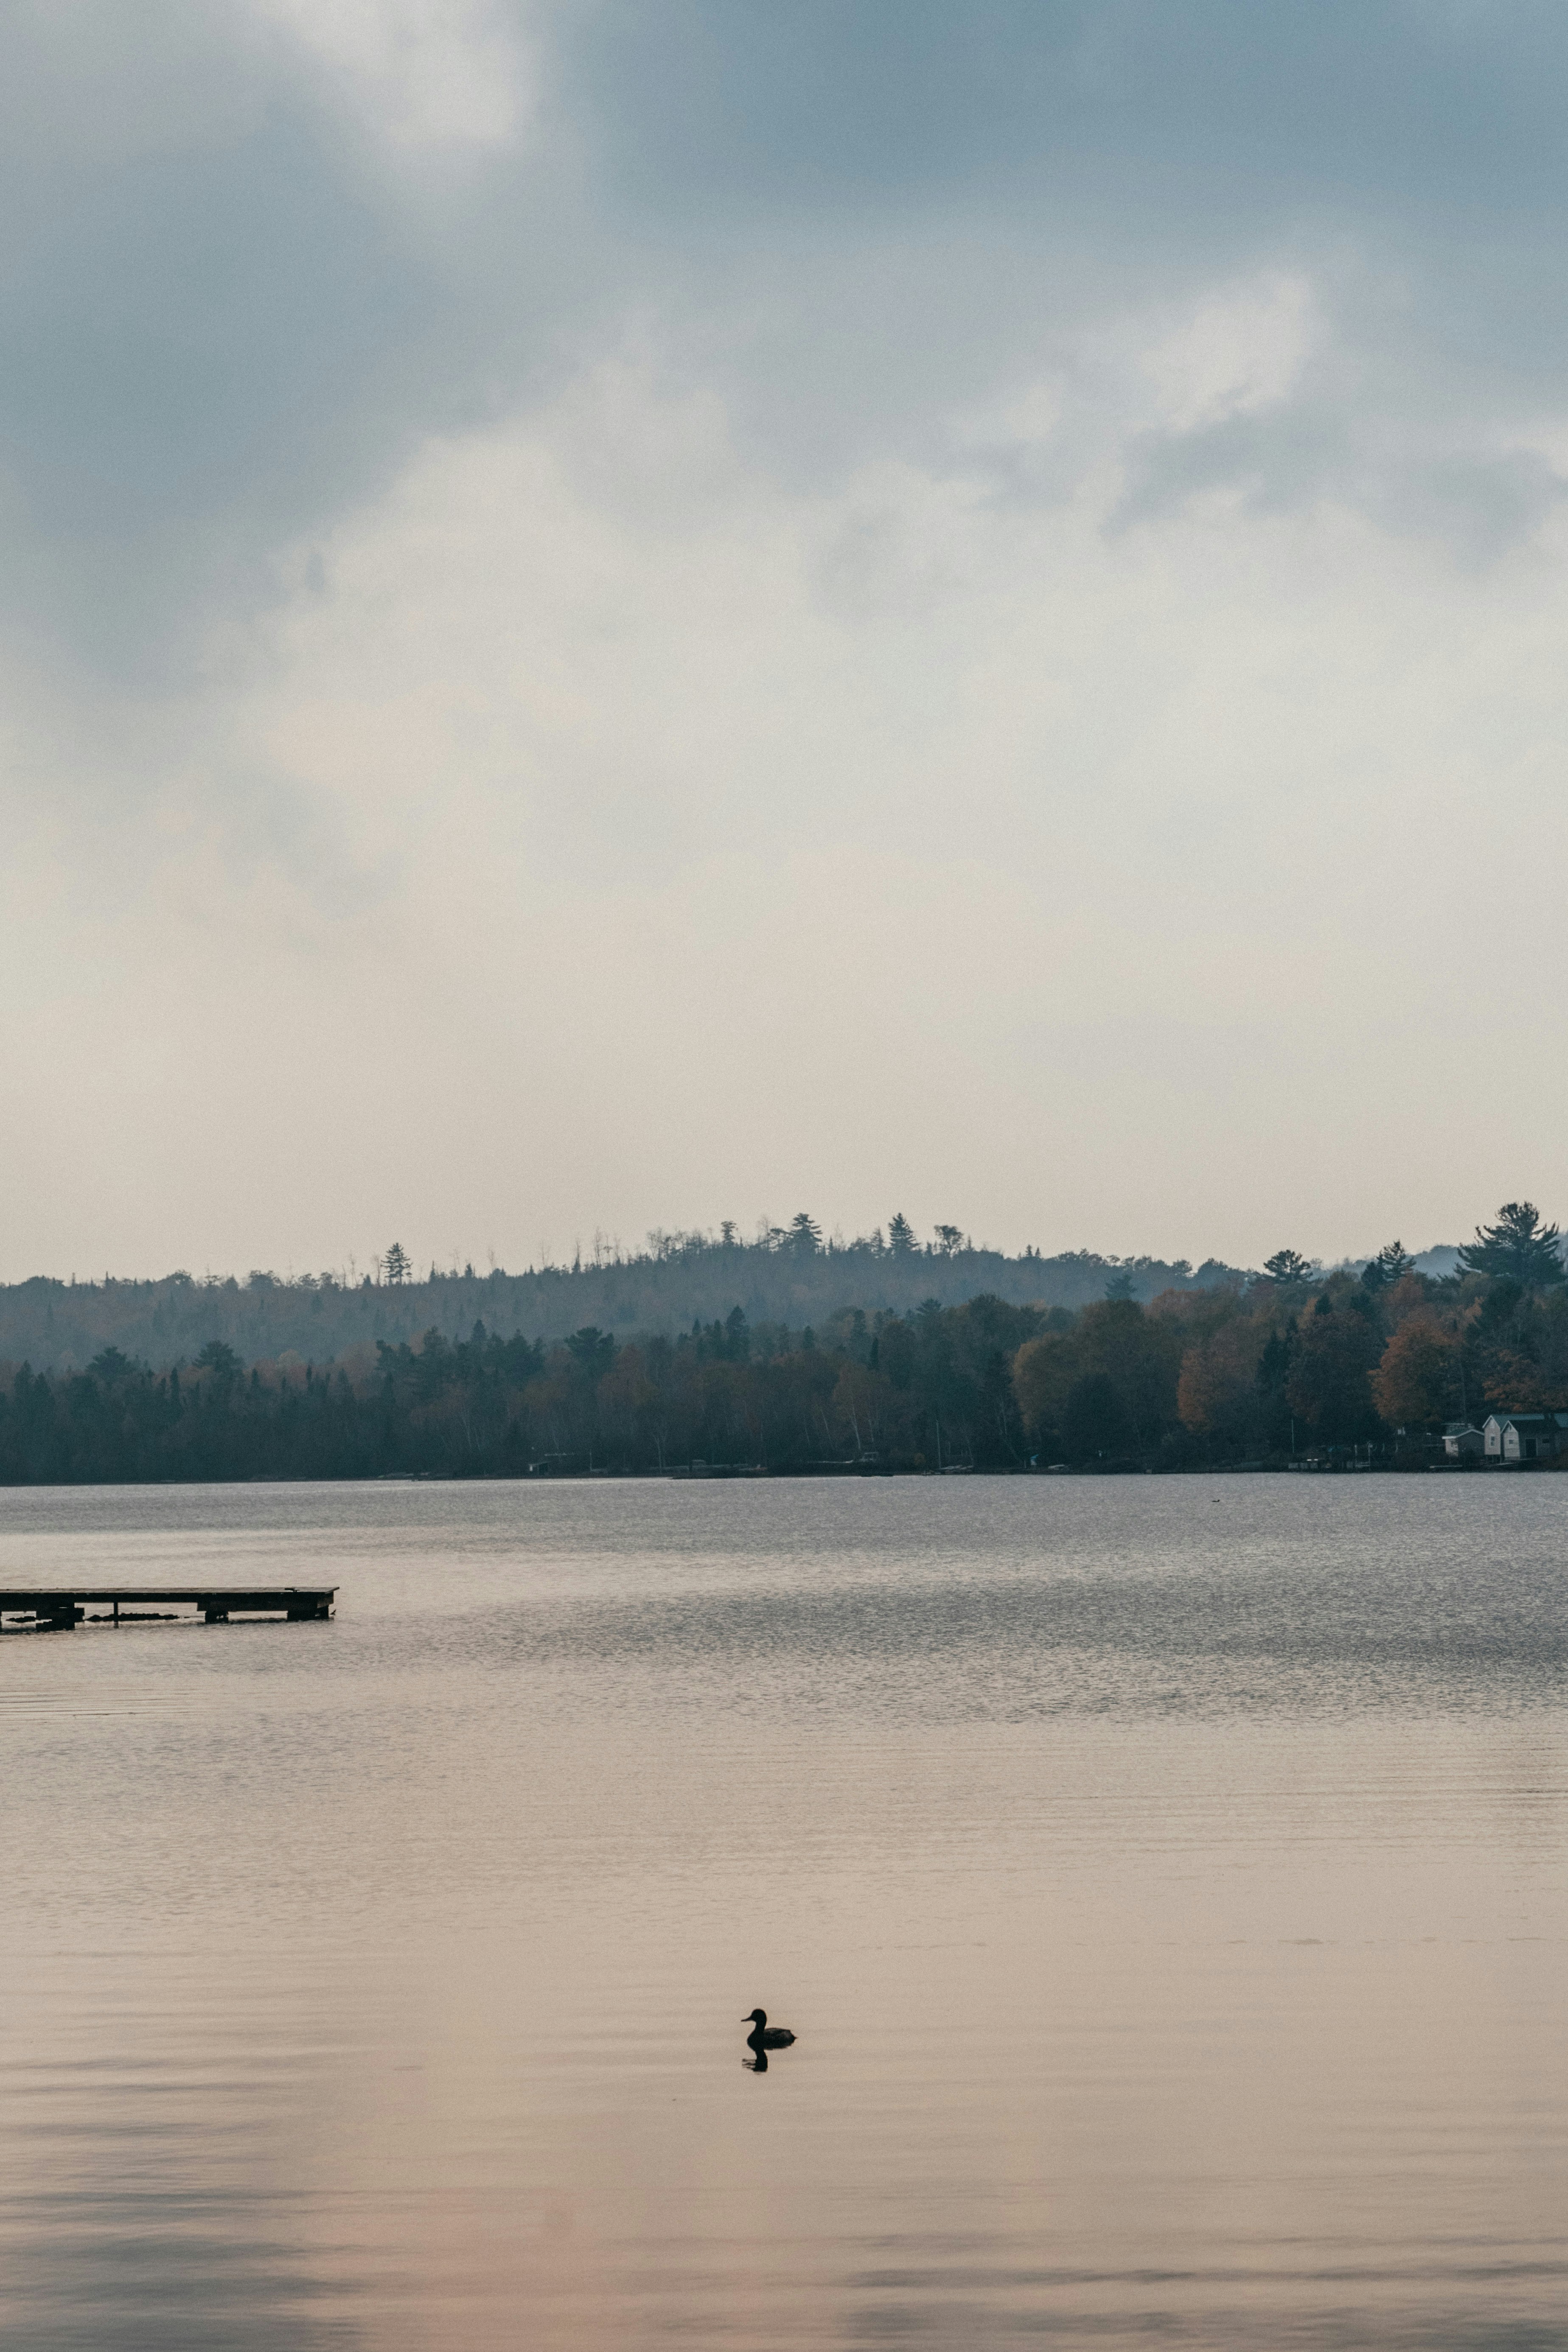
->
[565,0,1568,230]
[3,120,423,664]
[7,0,1568,695]
[1114,412,1350,528]
[1114,409,1568,563]
[0,7,586,685]
[1374,447,1568,565]
[549,3,1568,538]
[205,767,403,923]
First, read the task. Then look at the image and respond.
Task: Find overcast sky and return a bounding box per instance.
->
[6,1,1568,1281]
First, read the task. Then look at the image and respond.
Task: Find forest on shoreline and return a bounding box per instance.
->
[0,1208,1558,1485]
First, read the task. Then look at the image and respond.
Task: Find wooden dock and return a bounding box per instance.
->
[0,1587,337,1631]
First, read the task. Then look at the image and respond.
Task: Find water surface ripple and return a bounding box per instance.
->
[1,1478,1563,2349]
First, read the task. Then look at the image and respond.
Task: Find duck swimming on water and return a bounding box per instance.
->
[743,2009,796,2049]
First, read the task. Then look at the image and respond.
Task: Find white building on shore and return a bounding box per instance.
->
[1482,1411,1568,1463]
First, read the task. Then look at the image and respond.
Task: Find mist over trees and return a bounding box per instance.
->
[0,1219,1247,1377]
[0,1204,1560,1485]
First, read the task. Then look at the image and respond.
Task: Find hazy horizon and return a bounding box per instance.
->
[7,5,1568,1280]
[3,1222,1465,1292]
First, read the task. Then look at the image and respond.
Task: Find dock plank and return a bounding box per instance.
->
[1,1586,336,1626]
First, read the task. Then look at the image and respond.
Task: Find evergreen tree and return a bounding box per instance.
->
[1457,1203,1565,1288]
[1361,1240,1415,1292]
[1262,1249,1313,1285]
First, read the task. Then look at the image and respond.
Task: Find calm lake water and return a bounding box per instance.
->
[1,1477,1564,2351]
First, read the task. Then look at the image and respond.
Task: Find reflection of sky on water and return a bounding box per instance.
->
[1,1481,1564,2349]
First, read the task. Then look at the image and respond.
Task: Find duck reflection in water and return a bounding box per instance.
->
[743,2009,796,2072]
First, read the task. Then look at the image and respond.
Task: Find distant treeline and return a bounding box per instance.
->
[0,1217,1249,1376]
[0,1205,1561,1483]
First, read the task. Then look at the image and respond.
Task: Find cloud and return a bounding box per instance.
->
[6,2,1568,689]
[567,0,1568,231]
[0,3,561,695]
[1139,278,1321,435]
[248,0,534,151]
[7,2,1568,1275]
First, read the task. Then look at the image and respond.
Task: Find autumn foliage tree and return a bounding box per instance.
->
[1370,1312,1460,1427]
[1011,1329,1078,1447]
[1175,1315,1267,1444]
